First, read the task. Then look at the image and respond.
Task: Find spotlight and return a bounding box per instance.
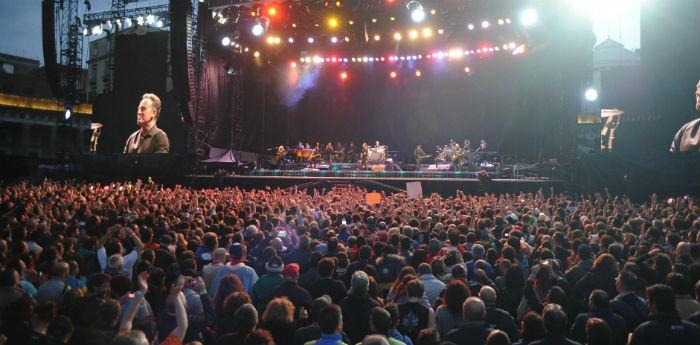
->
[221,36,231,46]
[521,9,538,27]
[290,62,297,68]
[83,27,89,36]
[307,37,314,43]
[409,30,418,39]
[585,88,599,102]
[498,19,504,25]
[415,70,422,77]
[331,36,338,43]
[481,20,490,29]
[390,71,397,79]
[146,14,155,25]
[64,105,72,120]
[288,37,294,43]
[422,28,432,38]
[393,32,402,41]
[251,23,264,36]
[340,71,348,80]
[328,17,338,28]
[253,51,260,57]
[437,29,444,35]
[374,34,381,41]
[467,24,474,30]
[408,1,426,23]
[156,20,164,28]
[464,67,471,73]
[344,36,350,42]
[266,36,274,44]
[267,6,278,17]
[273,37,281,44]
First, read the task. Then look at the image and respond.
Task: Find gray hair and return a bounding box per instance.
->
[351,270,369,293]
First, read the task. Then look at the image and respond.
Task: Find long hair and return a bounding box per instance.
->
[442,280,470,316]
[215,275,245,316]
[262,297,295,324]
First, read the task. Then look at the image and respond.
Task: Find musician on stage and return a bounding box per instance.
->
[463,140,471,151]
[452,144,465,171]
[274,145,286,169]
[414,145,428,166]
[374,140,382,149]
[324,142,334,162]
[348,141,356,163]
[335,142,345,163]
[476,139,488,152]
[360,142,369,169]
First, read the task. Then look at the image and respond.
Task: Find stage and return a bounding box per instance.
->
[186,172,564,195]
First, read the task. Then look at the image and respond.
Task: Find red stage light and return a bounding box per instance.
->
[340,71,348,80]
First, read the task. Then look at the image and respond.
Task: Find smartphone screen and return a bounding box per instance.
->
[278,230,287,238]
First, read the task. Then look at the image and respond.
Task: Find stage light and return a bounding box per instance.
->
[335,1,341,7]
[331,36,338,43]
[307,37,315,43]
[467,24,474,30]
[91,25,102,35]
[437,29,444,35]
[508,42,516,49]
[481,20,490,29]
[422,28,432,38]
[390,71,397,78]
[374,34,381,41]
[415,70,422,77]
[498,19,504,25]
[408,1,426,23]
[64,105,72,120]
[348,20,354,25]
[393,32,402,41]
[464,67,471,73]
[344,36,350,42]
[409,30,418,39]
[266,36,274,44]
[521,9,538,27]
[273,37,281,44]
[83,27,89,35]
[251,23,264,36]
[328,17,339,28]
[221,36,231,46]
[505,18,511,24]
[156,20,164,28]
[340,71,348,80]
[125,18,132,28]
[146,14,155,25]
[267,7,278,17]
[288,37,294,43]
[137,16,144,25]
[292,23,296,27]
[390,17,395,21]
[253,51,260,57]
[585,88,599,102]
[244,47,249,52]
[430,9,436,15]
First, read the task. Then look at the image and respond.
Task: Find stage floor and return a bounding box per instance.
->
[186,173,565,195]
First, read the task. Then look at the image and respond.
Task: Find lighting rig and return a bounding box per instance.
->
[206,0,539,76]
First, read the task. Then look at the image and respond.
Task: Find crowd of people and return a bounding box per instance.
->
[0,179,700,345]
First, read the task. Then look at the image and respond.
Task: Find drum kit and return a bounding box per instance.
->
[367,146,387,163]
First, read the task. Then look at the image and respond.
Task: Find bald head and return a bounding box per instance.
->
[462,297,486,321]
[478,286,497,305]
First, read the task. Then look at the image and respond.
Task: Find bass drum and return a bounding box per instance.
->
[367,146,386,163]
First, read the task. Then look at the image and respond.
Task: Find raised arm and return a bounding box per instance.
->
[120,271,149,331]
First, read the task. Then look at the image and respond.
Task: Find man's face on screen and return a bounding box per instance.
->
[137,99,156,127]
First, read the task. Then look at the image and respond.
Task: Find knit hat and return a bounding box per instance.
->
[281,263,300,279]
